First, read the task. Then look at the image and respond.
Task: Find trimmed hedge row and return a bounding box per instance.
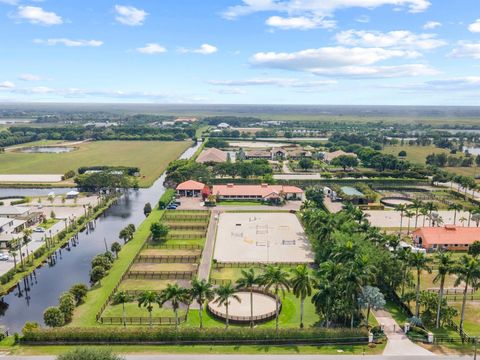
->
[22,327,368,344]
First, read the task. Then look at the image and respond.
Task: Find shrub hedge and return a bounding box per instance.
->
[22,327,368,345]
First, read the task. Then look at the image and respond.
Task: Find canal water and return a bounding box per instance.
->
[0,142,200,332]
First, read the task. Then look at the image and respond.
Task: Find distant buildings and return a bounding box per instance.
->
[196,147,228,164]
[244,146,312,161]
[175,117,198,124]
[0,205,42,248]
[413,226,480,251]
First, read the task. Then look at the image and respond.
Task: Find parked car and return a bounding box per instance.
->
[166,204,177,210]
[33,227,45,233]
[0,254,9,261]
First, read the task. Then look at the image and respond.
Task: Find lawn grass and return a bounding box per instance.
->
[71,208,165,327]
[382,145,449,165]
[130,263,197,272]
[0,140,192,187]
[2,343,386,356]
[102,302,186,318]
[38,218,58,230]
[118,279,175,291]
[384,300,409,325]
[184,292,317,329]
[450,302,480,336]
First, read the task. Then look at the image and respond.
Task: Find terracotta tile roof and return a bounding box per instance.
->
[196,148,228,163]
[324,150,357,162]
[176,180,206,191]
[212,184,303,197]
[413,226,480,246]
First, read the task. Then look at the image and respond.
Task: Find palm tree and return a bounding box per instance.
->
[454,255,480,333]
[161,284,191,331]
[291,264,315,328]
[23,228,33,262]
[236,268,260,328]
[411,199,424,228]
[7,244,17,268]
[424,202,438,226]
[405,210,415,235]
[137,291,161,328]
[433,251,455,328]
[312,260,339,328]
[395,204,407,235]
[113,291,133,327]
[214,282,241,329]
[448,203,463,225]
[190,278,215,329]
[409,252,432,317]
[259,265,291,333]
[420,207,429,227]
[459,216,468,227]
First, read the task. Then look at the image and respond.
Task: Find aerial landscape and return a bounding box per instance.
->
[1,1,480,360]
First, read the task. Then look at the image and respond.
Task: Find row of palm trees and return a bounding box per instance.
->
[7,228,33,269]
[402,248,480,332]
[395,199,480,235]
[113,264,314,331]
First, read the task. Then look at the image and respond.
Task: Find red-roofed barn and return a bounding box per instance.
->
[413,226,480,251]
[176,180,207,197]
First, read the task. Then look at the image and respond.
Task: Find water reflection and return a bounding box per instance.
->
[0,142,200,332]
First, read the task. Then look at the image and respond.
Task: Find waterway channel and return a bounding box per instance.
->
[0,142,200,332]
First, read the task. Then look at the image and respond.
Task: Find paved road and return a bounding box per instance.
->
[0,355,474,360]
[374,309,433,357]
[196,210,218,281]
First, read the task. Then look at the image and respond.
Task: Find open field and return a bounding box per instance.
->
[214,212,314,264]
[382,145,449,164]
[0,140,192,187]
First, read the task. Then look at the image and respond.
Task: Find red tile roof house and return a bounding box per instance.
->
[176,180,209,198]
[413,226,480,251]
[212,183,304,201]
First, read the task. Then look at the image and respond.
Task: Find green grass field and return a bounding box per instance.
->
[1,343,385,356]
[382,145,449,165]
[0,140,192,187]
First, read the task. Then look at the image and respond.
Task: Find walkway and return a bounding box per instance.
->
[197,210,218,281]
[373,309,434,357]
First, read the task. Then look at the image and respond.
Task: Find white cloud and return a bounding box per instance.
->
[0,81,15,89]
[0,0,18,4]
[209,77,337,87]
[223,0,431,31]
[251,47,436,78]
[114,5,148,26]
[423,21,441,29]
[450,42,480,60]
[468,19,480,33]
[16,6,62,25]
[356,15,370,23]
[19,73,41,81]
[194,44,218,54]
[34,38,103,47]
[136,43,167,54]
[266,15,336,30]
[213,88,248,95]
[335,30,447,50]
[180,44,218,55]
[390,77,480,92]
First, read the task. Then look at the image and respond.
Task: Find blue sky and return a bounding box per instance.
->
[0,0,480,105]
